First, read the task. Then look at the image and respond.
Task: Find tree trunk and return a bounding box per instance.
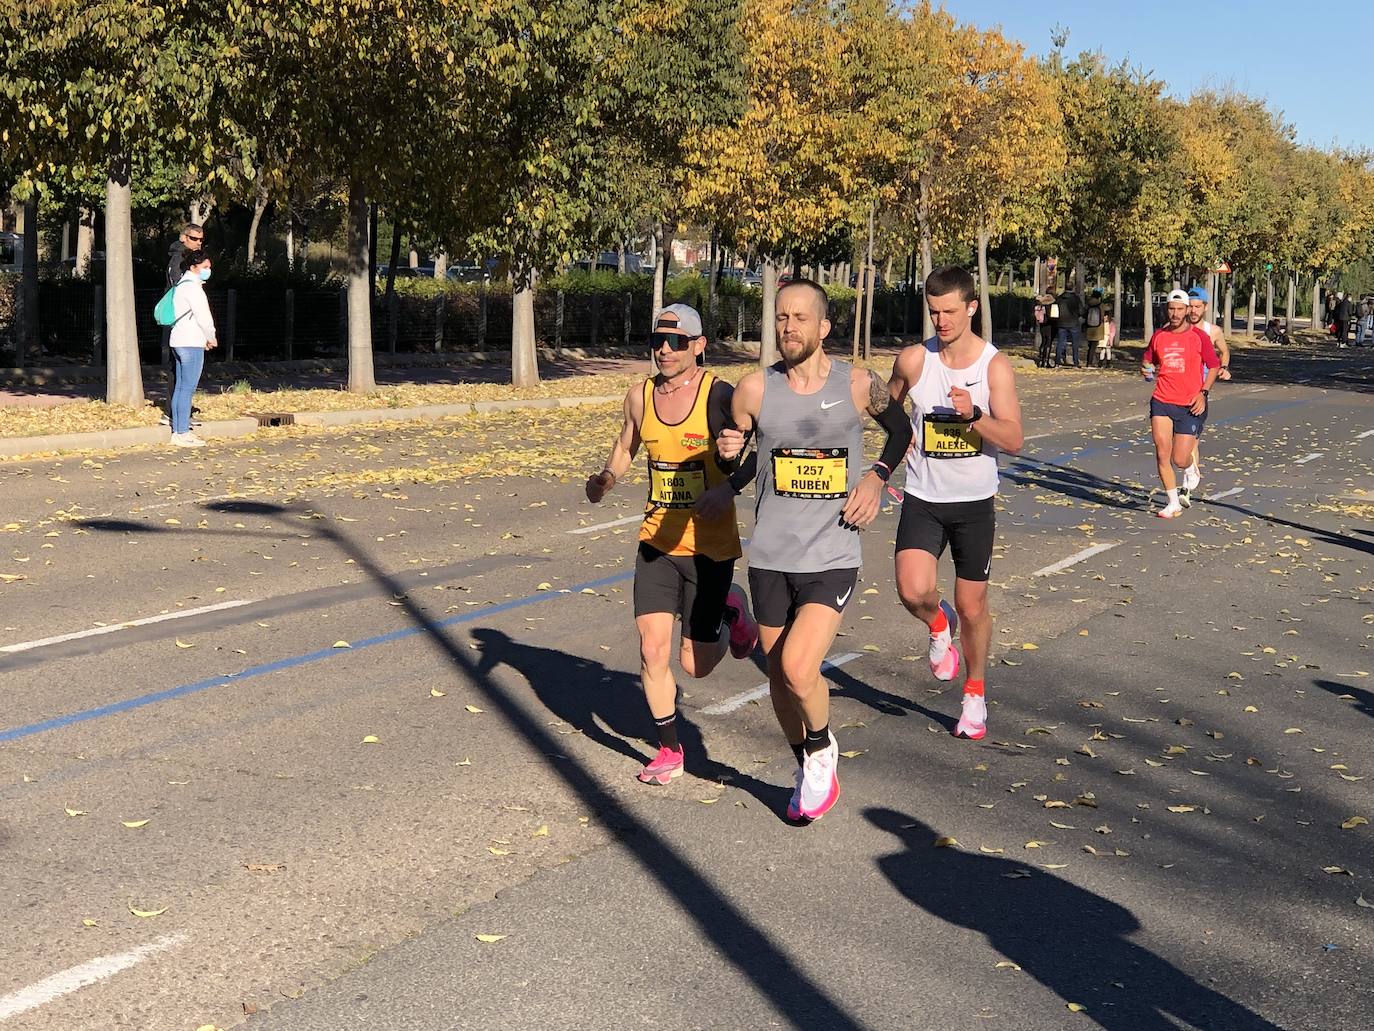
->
[1247,280,1258,336]
[1311,276,1322,329]
[976,221,991,343]
[511,269,539,387]
[760,258,779,366]
[1286,272,1295,320]
[18,192,40,364]
[346,181,376,393]
[367,202,378,299]
[1224,276,1235,337]
[409,243,419,269]
[1112,267,1122,333]
[863,202,876,358]
[188,196,213,225]
[105,159,143,406]
[75,205,96,280]
[706,228,720,342]
[617,242,627,275]
[247,183,269,264]
[919,231,933,340]
[851,261,865,360]
[1265,275,1273,321]
[1033,256,1041,294]
[654,221,672,315]
[385,218,402,302]
[647,229,657,272]
[285,210,295,271]
[434,250,448,279]
[1143,266,1154,341]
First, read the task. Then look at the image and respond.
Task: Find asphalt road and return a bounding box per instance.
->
[2,345,1372,1031]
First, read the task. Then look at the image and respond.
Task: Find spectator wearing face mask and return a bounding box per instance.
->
[168,249,218,448]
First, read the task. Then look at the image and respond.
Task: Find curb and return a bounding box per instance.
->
[0,398,619,459]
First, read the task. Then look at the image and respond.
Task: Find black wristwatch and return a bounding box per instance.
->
[970,405,984,423]
[1201,389,1210,397]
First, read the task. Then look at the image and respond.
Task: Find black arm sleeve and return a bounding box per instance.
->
[873,399,913,474]
[707,379,758,492]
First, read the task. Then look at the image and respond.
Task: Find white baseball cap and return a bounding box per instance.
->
[653,304,703,337]
[1166,289,1190,304]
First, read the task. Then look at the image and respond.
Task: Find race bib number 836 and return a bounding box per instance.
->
[772,448,849,499]
[922,414,982,459]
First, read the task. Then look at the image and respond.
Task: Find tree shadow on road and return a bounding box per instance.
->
[866,807,1289,1031]
[1004,459,1153,513]
[469,627,791,814]
[1313,678,1374,721]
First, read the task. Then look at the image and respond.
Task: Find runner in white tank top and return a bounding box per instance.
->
[1183,288,1232,506]
[884,267,1024,741]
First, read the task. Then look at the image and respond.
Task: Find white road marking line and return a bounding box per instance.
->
[1293,452,1324,465]
[1203,487,1244,501]
[1356,429,1374,440]
[0,934,184,1020]
[1031,542,1120,577]
[701,652,864,715]
[567,514,642,535]
[133,491,260,513]
[1022,432,1054,441]
[0,599,256,654]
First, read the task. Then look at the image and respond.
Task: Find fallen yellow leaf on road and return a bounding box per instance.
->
[361,735,379,744]
[1166,806,1197,814]
[532,825,549,838]
[487,847,512,855]
[81,919,98,927]
[429,688,446,698]
[121,819,149,828]
[333,641,351,649]
[129,903,167,918]
[174,638,194,649]
[64,808,87,817]
[1340,816,1368,830]
[1284,728,1304,735]
[1323,866,1352,876]
[933,836,959,848]
[698,797,720,805]
[536,582,552,591]
[1021,643,1039,650]
[474,933,506,943]
[1067,1003,1086,1013]
[995,961,1021,970]
[464,704,484,713]
[840,750,866,758]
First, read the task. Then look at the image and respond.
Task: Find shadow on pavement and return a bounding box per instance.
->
[469,627,791,814]
[199,500,865,1030]
[1005,459,1151,512]
[866,807,1289,1031]
[1313,678,1374,721]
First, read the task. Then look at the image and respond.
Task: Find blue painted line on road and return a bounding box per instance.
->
[0,569,636,744]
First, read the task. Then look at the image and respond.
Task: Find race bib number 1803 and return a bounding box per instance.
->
[772,448,849,499]
[647,459,707,508]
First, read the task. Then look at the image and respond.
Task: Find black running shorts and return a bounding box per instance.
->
[633,542,736,642]
[747,566,859,628]
[896,494,996,582]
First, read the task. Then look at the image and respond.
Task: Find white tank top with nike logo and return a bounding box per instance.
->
[904,337,1000,504]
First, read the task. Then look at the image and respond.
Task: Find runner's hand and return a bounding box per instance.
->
[694,483,735,522]
[948,386,973,419]
[841,474,883,529]
[717,427,745,461]
[1189,393,1207,416]
[585,470,613,503]
[1219,367,1232,381]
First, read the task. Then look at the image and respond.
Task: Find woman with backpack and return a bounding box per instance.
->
[1083,288,1106,367]
[167,249,218,448]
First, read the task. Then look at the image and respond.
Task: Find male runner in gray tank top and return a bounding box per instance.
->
[885,267,1023,741]
[717,279,912,822]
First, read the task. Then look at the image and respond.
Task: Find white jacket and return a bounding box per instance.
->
[170,273,217,349]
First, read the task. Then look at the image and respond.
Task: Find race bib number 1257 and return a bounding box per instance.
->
[772,448,849,499]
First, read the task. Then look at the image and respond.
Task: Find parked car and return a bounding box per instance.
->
[742,269,763,288]
[0,231,20,273]
[849,271,884,290]
[446,264,487,283]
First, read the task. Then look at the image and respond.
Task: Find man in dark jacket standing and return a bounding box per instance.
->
[1055,284,1082,367]
[161,223,204,424]
[1335,292,1353,348]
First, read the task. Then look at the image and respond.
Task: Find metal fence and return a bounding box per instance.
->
[3,280,1122,367]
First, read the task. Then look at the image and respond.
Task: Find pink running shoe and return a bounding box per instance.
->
[799,733,840,820]
[929,599,960,682]
[954,692,987,740]
[785,764,805,821]
[725,585,759,659]
[637,745,684,785]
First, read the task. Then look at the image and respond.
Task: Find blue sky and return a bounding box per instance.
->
[955,1,1371,151]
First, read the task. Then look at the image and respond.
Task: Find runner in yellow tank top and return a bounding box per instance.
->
[584,304,759,786]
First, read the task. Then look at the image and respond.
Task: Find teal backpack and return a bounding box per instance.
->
[154,283,189,327]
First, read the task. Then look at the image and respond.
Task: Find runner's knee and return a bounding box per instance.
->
[639,634,672,673]
[897,576,939,613]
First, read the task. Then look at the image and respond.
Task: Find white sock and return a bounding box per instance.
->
[1167,488,1179,505]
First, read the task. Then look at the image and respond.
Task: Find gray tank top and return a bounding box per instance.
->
[750,358,864,572]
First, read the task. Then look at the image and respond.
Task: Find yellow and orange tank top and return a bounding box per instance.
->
[638,371,741,562]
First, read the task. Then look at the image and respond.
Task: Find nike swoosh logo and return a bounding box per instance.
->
[820,400,844,410]
[835,587,852,607]
[964,380,982,387]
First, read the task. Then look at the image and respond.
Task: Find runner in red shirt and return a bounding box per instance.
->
[1141,290,1219,518]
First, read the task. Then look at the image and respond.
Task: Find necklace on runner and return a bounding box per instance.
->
[657,369,700,395]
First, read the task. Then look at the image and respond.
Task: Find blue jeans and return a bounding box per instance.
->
[171,347,205,434]
[1056,326,1080,365]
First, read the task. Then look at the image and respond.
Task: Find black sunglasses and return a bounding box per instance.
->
[649,331,694,352]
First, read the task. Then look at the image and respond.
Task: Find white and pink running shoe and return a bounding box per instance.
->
[929,599,960,681]
[637,745,684,785]
[725,585,759,660]
[954,692,987,740]
[798,733,840,820]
